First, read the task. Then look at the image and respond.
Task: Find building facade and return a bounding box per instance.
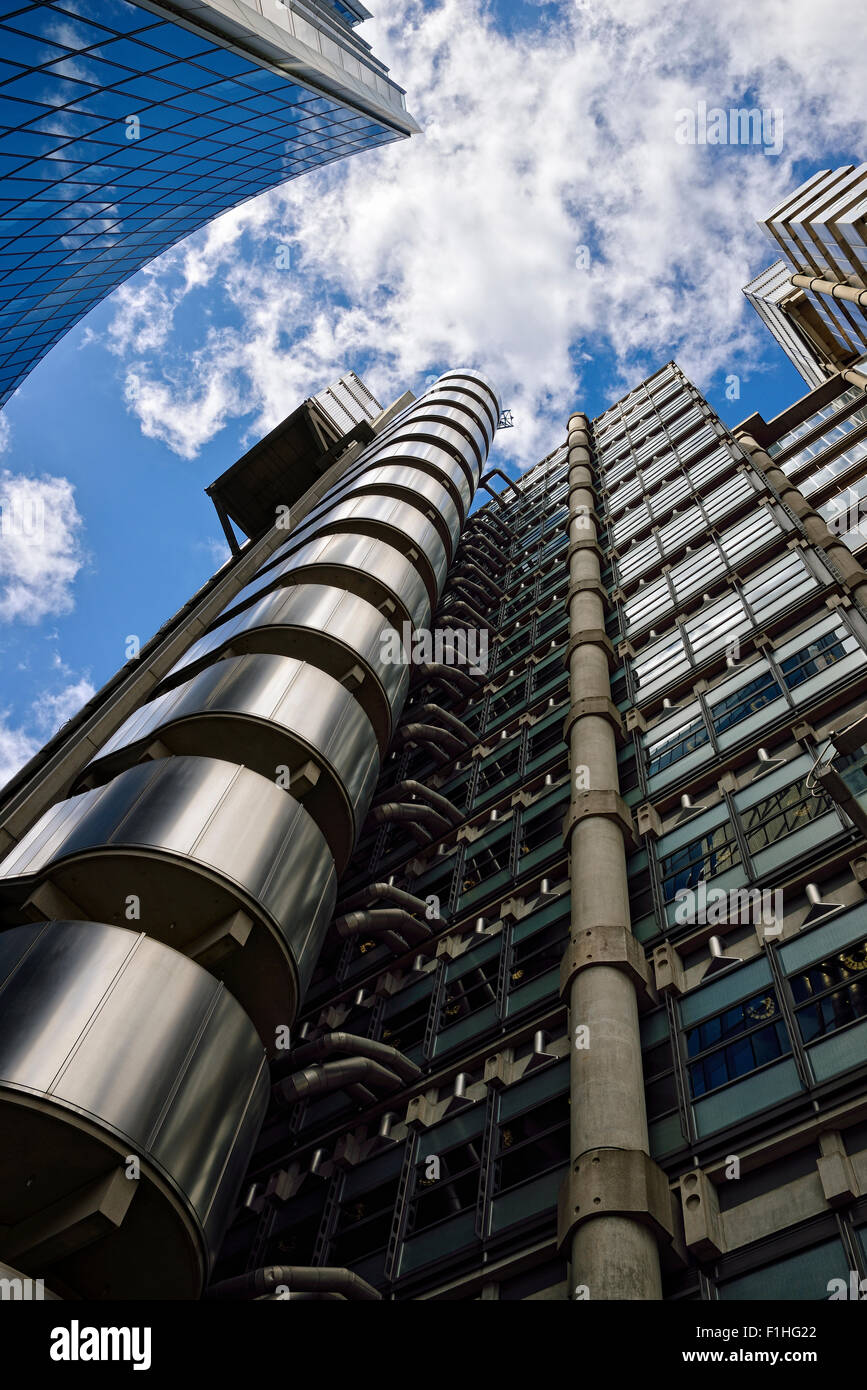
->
[744,165,867,388]
[0,0,416,408]
[211,361,867,1302]
[2,357,867,1301]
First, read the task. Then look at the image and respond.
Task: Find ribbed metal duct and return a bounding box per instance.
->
[226,533,432,630]
[279,496,451,600]
[157,582,410,750]
[0,369,499,1298]
[0,755,338,1044]
[76,653,381,871]
[0,920,269,1299]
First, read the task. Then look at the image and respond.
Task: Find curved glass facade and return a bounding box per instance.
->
[0,0,415,406]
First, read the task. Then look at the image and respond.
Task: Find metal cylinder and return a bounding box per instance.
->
[0,371,500,1296]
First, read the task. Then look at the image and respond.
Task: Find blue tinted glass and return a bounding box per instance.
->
[5,8,113,47]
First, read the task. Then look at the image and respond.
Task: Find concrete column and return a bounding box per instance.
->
[790,273,867,309]
[560,412,664,1300]
[736,431,867,611]
[841,366,867,391]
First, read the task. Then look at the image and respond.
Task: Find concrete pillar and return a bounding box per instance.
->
[841,366,867,391]
[559,412,666,1300]
[790,273,867,309]
[736,431,867,611]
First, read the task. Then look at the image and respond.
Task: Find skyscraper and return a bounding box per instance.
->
[2,355,867,1302]
[0,0,417,409]
[206,361,867,1302]
[744,165,867,388]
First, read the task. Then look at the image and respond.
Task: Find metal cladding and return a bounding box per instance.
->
[304,463,465,550]
[230,533,432,629]
[77,654,382,872]
[281,496,451,602]
[0,920,269,1299]
[158,582,410,751]
[0,369,498,1298]
[0,756,338,1042]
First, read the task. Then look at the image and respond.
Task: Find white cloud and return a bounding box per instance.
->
[0,712,39,792]
[0,471,88,624]
[196,536,233,570]
[0,673,95,795]
[98,0,867,469]
[31,676,95,735]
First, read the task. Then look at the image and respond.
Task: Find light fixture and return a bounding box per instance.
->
[752,746,787,781]
[676,793,706,824]
[444,1072,476,1113]
[701,935,742,980]
[524,1029,557,1072]
[802,883,844,928]
[370,1112,398,1150]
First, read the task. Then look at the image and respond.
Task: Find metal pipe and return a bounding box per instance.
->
[481,466,523,498]
[207,1265,382,1301]
[393,723,463,761]
[448,576,496,610]
[409,703,476,745]
[337,881,446,926]
[478,480,507,508]
[273,1031,421,1083]
[334,907,433,946]
[273,1056,404,1106]
[412,661,481,695]
[372,780,464,826]
[452,561,507,598]
[460,538,511,570]
[439,596,492,629]
[474,510,517,542]
[368,801,453,839]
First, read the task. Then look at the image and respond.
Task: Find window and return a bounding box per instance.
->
[405,1119,482,1235]
[710,669,782,735]
[789,937,867,1043]
[685,990,791,1097]
[380,981,433,1055]
[660,820,741,902]
[518,796,568,862]
[440,949,500,1030]
[463,826,512,889]
[779,629,856,690]
[485,673,529,729]
[647,707,709,777]
[642,1010,680,1141]
[527,716,564,764]
[493,1092,569,1196]
[331,1160,401,1268]
[474,742,521,805]
[741,779,836,856]
[509,915,569,991]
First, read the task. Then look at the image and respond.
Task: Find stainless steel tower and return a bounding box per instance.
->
[0,369,499,1299]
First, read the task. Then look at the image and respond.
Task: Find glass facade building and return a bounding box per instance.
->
[2,354,867,1301]
[0,0,416,408]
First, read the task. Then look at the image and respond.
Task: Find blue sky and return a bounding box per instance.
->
[0,0,865,786]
